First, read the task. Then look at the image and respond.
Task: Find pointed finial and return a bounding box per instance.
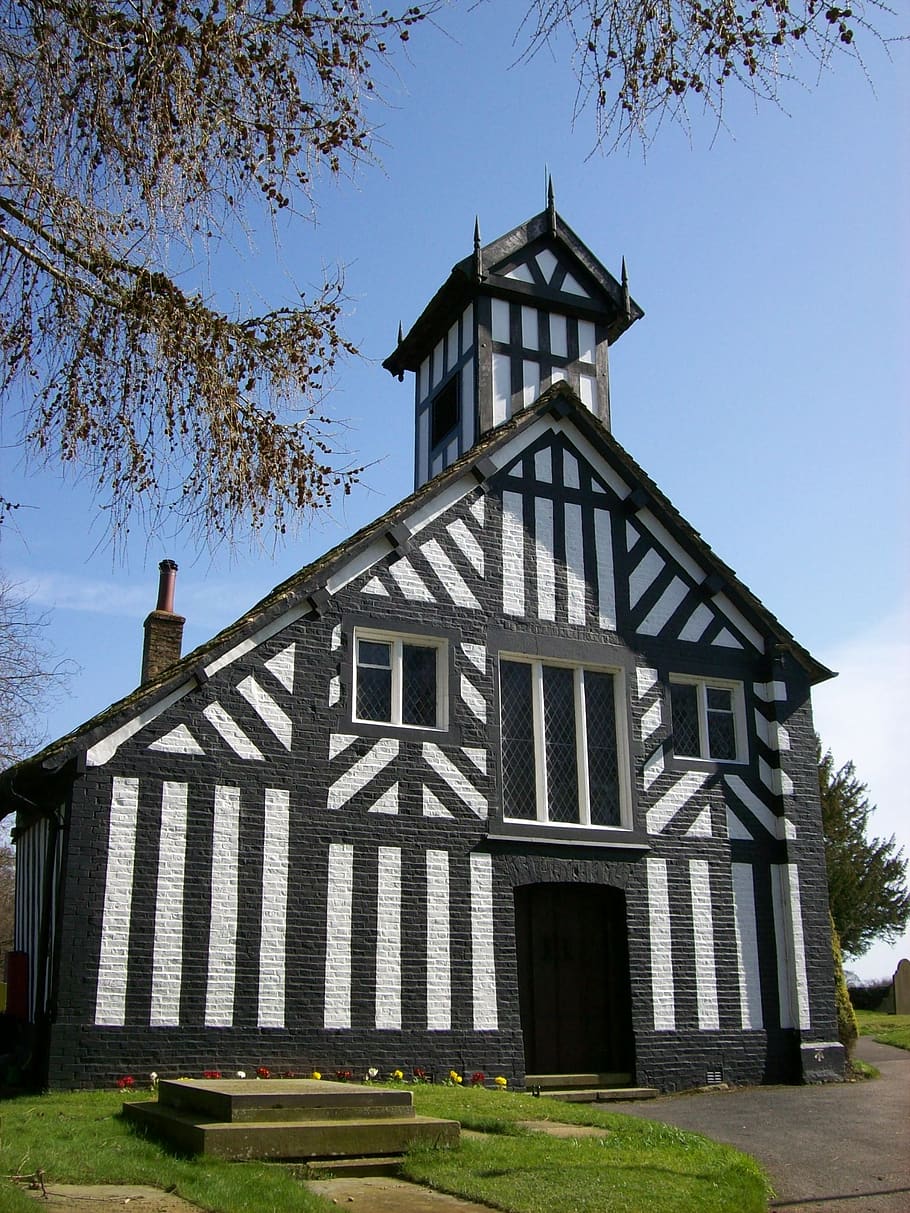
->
[547,173,556,234]
[473,215,483,279]
[397,320,404,346]
[621,257,631,319]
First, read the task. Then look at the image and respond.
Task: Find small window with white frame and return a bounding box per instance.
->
[498,655,630,829]
[354,629,447,730]
[669,676,746,763]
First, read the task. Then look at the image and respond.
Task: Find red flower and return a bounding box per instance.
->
[471,1072,486,1086]
[116,1075,135,1089]
[256,1066,271,1079]
[413,1066,428,1081]
[202,1070,222,1079]
[281,1070,297,1079]
[335,1069,353,1082]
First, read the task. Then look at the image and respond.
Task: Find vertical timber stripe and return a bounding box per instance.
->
[389,557,435,602]
[328,676,340,707]
[502,492,525,615]
[375,847,402,1029]
[237,676,292,749]
[150,781,188,1026]
[203,702,264,761]
[258,789,289,1028]
[534,498,556,620]
[421,538,480,608]
[565,502,585,624]
[324,844,354,1029]
[205,786,240,1027]
[646,771,708,834]
[446,519,484,575]
[95,777,139,1026]
[771,865,794,1029]
[422,744,488,818]
[646,858,675,1031]
[327,738,399,810]
[594,509,616,629]
[689,860,720,1030]
[264,642,295,692]
[426,850,451,1030]
[731,864,763,1029]
[786,864,811,1030]
[470,853,498,1030]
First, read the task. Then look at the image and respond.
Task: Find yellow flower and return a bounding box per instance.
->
[391,1068,404,1080]
[494,1075,507,1088]
[310,1070,322,1080]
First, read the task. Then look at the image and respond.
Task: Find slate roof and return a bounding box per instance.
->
[0,382,833,805]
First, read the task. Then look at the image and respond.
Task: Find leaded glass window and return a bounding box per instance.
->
[499,657,626,828]
[670,677,744,762]
[354,631,445,729]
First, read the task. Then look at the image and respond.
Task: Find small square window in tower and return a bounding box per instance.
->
[430,377,459,451]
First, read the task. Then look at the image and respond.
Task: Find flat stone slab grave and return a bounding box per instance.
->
[124,1078,459,1162]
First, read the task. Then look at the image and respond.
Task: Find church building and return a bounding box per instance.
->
[1,199,845,1090]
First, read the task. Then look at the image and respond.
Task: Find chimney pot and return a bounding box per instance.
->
[142,558,185,684]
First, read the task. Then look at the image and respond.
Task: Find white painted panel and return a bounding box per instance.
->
[563,450,580,489]
[447,518,484,574]
[388,556,435,602]
[638,576,689,636]
[550,368,567,385]
[203,702,264,761]
[324,843,354,1028]
[265,643,296,693]
[419,357,430,402]
[423,787,453,818]
[713,627,744,650]
[646,858,676,1031]
[786,864,811,1030]
[417,410,429,486]
[565,502,586,624]
[549,313,568,358]
[771,865,795,1029]
[369,783,399,815]
[643,746,665,790]
[95,777,139,1026]
[689,860,720,1030]
[502,491,525,616]
[637,508,706,585]
[237,675,292,750]
[461,642,486,674]
[492,298,510,344]
[641,701,662,743]
[594,509,616,629]
[149,724,204,756]
[426,850,451,1030]
[731,863,764,1029]
[646,771,708,834]
[205,786,240,1027]
[423,742,488,818]
[505,262,534,283]
[578,374,596,410]
[629,548,664,608]
[725,774,791,841]
[686,805,713,838]
[521,306,538,350]
[431,451,444,477]
[492,353,511,426]
[447,321,459,372]
[715,593,764,651]
[470,853,498,1030]
[577,319,596,363]
[421,537,480,609]
[460,673,487,723]
[534,448,552,483]
[678,602,714,643]
[327,738,399,811]
[562,271,590,296]
[522,360,540,409]
[534,496,556,621]
[536,248,558,282]
[150,781,188,1026]
[259,788,289,1028]
[432,339,444,387]
[446,437,459,465]
[461,361,474,449]
[376,847,402,1029]
[636,667,659,698]
[461,303,474,354]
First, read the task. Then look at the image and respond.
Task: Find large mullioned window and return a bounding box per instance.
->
[354,630,446,730]
[499,657,627,828]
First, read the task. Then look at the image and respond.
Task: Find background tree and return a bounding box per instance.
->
[1,0,893,549]
[819,742,909,959]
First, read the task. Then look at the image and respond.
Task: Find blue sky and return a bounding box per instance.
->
[2,6,908,978]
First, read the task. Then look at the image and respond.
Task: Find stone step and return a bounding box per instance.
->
[525,1073,632,1090]
[543,1087,659,1103]
[156,1078,414,1123]
[124,1101,459,1161]
[304,1155,404,1177]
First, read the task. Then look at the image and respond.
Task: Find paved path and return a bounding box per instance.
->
[614,1037,910,1211]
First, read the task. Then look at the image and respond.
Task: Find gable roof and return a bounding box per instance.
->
[384,207,644,378]
[0,383,833,806]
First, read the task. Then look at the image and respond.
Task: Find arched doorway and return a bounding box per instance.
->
[515,883,634,1076]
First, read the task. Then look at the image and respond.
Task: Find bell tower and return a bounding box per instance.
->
[383,186,643,489]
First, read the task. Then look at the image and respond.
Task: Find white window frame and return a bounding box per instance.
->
[353,628,448,731]
[499,654,632,829]
[669,674,747,764]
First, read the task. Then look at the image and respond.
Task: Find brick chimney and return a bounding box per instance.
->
[141,559,185,684]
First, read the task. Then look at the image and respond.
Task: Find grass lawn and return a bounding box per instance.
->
[855,1009,910,1051]
[0,1085,770,1213]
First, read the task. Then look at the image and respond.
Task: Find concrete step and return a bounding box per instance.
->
[525,1073,632,1090]
[124,1101,459,1161]
[543,1087,659,1103]
[304,1155,404,1177]
[156,1077,414,1123]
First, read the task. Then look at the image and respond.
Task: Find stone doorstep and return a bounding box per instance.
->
[525,1072,632,1089]
[543,1087,659,1102]
[303,1155,405,1178]
[124,1101,459,1162]
[156,1077,414,1122]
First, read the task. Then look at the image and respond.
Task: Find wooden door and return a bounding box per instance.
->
[515,883,633,1075]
